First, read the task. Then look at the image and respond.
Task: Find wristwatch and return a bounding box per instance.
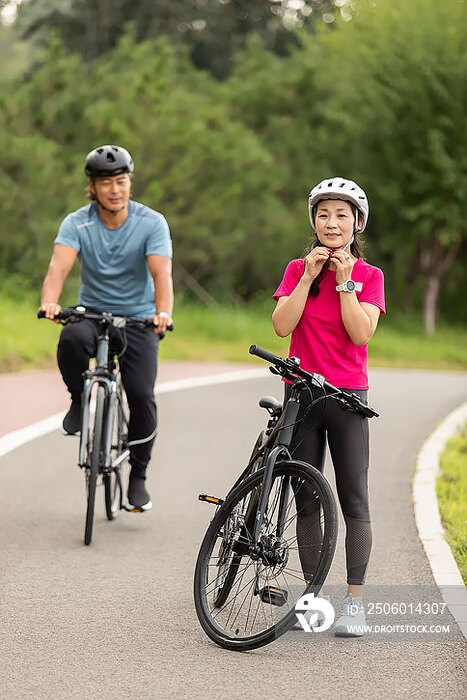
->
[336,280,362,293]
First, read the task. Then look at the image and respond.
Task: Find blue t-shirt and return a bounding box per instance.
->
[54,200,173,316]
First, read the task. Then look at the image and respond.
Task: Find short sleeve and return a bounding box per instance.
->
[273,259,304,301]
[145,213,173,258]
[54,213,81,252]
[359,266,386,314]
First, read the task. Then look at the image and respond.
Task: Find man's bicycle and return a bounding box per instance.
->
[38,306,172,545]
[194,344,378,651]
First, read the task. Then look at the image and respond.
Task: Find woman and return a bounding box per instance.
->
[272,177,385,636]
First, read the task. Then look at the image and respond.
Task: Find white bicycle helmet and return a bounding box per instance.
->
[308,177,369,232]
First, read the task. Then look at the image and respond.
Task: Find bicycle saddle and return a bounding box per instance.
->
[259,396,282,413]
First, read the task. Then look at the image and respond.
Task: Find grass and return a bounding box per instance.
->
[1,294,466,372]
[437,425,467,585]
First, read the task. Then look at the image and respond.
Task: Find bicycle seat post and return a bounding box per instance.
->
[275,380,307,449]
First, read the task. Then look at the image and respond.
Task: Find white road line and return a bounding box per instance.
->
[413,401,467,641]
[0,368,268,459]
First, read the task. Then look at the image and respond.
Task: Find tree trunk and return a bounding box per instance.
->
[424,274,440,335]
[421,238,461,334]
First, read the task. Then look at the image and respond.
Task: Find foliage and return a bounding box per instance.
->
[306,0,467,330]
[1,295,466,372]
[0,0,465,330]
[14,0,343,78]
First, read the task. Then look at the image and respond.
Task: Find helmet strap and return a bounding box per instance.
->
[96,197,126,216]
[316,234,354,252]
[342,235,354,252]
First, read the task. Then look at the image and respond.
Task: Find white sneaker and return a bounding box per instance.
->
[334,594,367,637]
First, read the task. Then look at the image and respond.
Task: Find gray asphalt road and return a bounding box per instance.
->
[1,369,466,699]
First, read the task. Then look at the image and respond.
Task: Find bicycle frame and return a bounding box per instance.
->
[240,379,311,546]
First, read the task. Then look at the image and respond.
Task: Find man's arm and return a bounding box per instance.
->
[40,244,78,320]
[147,254,174,333]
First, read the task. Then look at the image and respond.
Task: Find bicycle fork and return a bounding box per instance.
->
[78,375,116,469]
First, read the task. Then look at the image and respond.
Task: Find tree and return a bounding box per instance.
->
[14,0,346,77]
[307,0,467,332]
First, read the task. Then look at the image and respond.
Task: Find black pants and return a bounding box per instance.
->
[57,319,159,473]
[285,383,372,585]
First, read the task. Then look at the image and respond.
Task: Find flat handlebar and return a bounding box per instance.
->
[37,307,174,334]
[249,344,379,419]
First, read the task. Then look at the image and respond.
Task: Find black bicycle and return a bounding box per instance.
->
[194,344,378,651]
[38,306,172,545]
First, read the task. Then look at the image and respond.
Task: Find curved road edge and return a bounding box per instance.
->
[413,401,467,641]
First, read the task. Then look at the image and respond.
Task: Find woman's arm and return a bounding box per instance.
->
[331,250,381,345]
[339,296,380,345]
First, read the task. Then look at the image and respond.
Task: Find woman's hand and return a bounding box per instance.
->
[330,250,355,285]
[303,247,330,282]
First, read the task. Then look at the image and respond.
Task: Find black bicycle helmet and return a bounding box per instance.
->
[84,145,134,178]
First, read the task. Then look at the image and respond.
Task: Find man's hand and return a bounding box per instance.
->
[152,311,173,333]
[40,302,62,322]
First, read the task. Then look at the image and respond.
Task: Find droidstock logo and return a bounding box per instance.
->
[295,593,335,633]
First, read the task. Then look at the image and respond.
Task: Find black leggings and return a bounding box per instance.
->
[285,383,372,585]
[57,319,159,473]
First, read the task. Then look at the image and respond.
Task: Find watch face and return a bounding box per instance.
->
[346,280,356,291]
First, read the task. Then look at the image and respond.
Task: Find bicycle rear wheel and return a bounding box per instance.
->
[212,429,268,608]
[84,385,105,545]
[194,460,337,651]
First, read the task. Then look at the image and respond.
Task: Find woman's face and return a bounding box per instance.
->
[314,199,356,249]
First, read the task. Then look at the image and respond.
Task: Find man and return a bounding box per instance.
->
[40,144,173,511]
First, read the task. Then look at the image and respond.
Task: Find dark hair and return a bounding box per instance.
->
[305,203,366,297]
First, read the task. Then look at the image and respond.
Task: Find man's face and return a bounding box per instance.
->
[90,172,131,210]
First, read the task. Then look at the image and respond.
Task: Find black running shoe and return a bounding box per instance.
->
[62,401,81,435]
[128,474,152,511]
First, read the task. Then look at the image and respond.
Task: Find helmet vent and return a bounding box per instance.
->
[106,153,116,163]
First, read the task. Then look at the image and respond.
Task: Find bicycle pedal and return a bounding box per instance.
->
[123,501,152,513]
[199,494,224,506]
[257,585,288,607]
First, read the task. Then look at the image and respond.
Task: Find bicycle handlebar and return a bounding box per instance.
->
[249,344,378,419]
[37,307,174,335]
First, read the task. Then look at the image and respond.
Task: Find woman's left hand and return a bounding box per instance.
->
[330,250,355,285]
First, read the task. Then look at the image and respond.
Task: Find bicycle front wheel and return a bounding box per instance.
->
[104,384,127,520]
[84,385,105,545]
[194,460,337,651]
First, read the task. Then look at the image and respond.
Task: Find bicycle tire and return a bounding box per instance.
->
[84,385,105,545]
[194,460,337,651]
[212,429,268,607]
[104,387,127,520]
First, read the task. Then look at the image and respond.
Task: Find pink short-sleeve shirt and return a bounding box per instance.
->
[273,257,386,389]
